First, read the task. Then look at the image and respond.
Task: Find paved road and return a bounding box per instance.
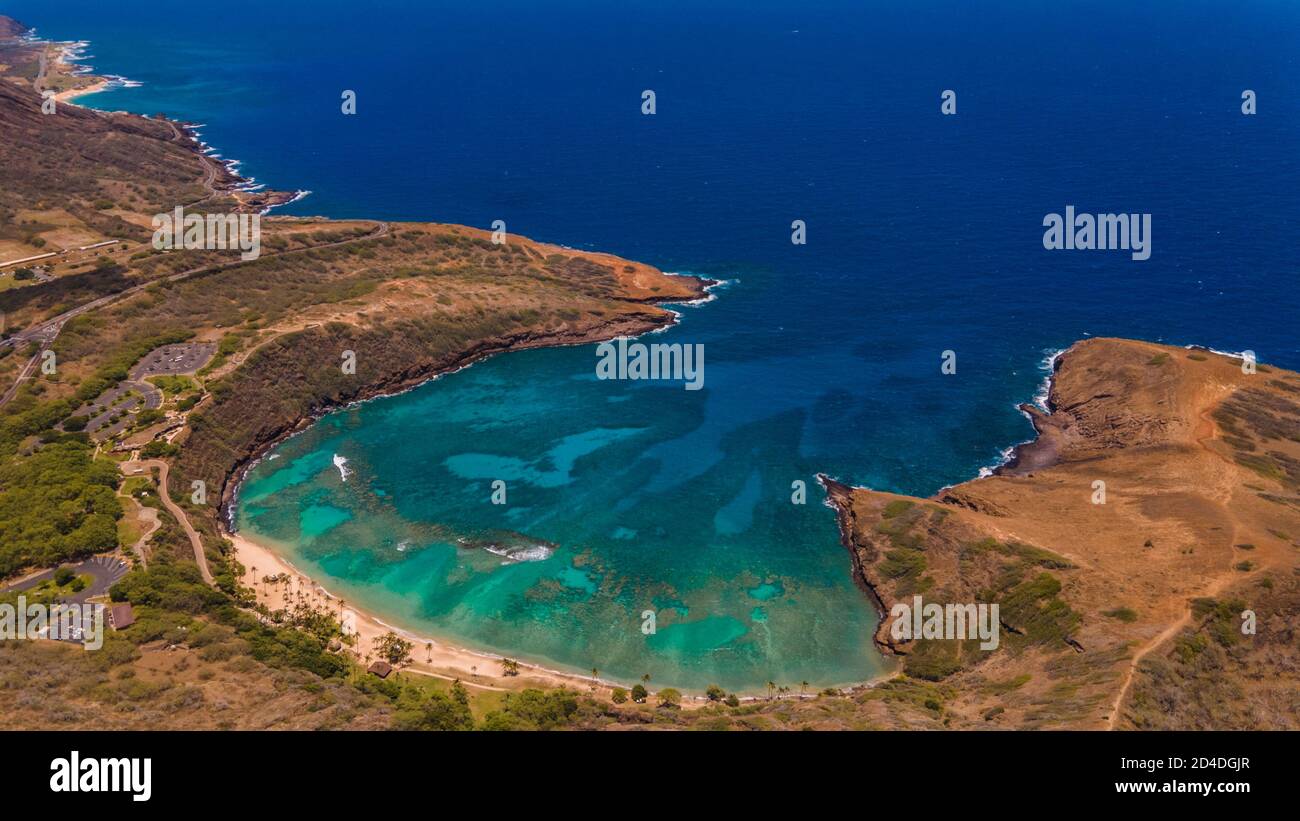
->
[0,221,389,407]
[162,119,223,208]
[0,320,62,405]
[33,48,47,93]
[124,459,213,585]
[0,555,128,604]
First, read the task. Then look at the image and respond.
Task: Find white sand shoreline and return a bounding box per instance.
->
[227,527,881,703]
[227,528,611,695]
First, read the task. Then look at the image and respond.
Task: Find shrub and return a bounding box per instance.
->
[881,500,915,519]
[140,441,178,458]
[393,689,473,731]
[483,688,578,730]
[62,415,88,432]
[134,409,164,428]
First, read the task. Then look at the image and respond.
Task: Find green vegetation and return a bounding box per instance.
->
[140,441,179,458]
[860,676,953,716]
[0,328,192,455]
[384,680,474,731]
[990,572,1080,650]
[133,408,164,428]
[962,536,1073,569]
[374,631,413,666]
[1102,607,1139,623]
[480,688,580,730]
[880,547,926,580]
[3,569,93,607]
[62,415,88,432]
[109,561,349,679]
[1122,592,1293,730]
[0,439,121,576]
[881,499,915,519]
[904,639,966,681]
[981,673,1032,695]
[147,375,197,396]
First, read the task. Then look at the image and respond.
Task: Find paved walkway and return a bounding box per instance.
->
[123,459,213,585]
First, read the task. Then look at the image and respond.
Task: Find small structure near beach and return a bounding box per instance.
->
[367,660,392,679]
[108,603,135,630]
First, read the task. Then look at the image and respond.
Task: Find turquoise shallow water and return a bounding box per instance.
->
[239,292,894,691]
[236,296,891,693]
[22,0,1300,691]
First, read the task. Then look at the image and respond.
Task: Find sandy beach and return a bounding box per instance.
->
[55,78,108,103]
[227,530,793,707]
[228,528,635,697]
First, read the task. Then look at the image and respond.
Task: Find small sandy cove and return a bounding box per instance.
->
[55,79,108,103]
[229,530,634,698]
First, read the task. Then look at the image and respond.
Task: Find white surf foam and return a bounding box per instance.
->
[332,453,350,482]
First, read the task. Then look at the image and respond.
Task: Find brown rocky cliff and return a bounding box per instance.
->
[824,338,1300,728]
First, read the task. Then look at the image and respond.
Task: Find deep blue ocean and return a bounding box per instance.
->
[15,0,1299,690]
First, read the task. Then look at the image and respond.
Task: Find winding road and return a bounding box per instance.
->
[0,220,389,407]
[124,459,213,585]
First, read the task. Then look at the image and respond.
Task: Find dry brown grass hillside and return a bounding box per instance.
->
[823,338,1300,729]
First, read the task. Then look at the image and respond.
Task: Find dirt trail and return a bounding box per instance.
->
[130,505,160,569]
[1106,569,1236,729]
[1106,382,1243,729]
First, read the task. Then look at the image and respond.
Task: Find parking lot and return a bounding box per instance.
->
[131,343,217,378]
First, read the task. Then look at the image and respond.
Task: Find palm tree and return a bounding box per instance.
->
[591,667,599,688]
[426,642,433,664]
[767,680,775,700]
[800,680,809,697]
